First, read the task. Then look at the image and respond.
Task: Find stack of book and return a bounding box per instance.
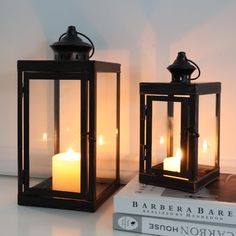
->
[113,174,236,236]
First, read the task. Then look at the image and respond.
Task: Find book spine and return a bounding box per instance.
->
[114,196,236,225]
[113,213,236,236]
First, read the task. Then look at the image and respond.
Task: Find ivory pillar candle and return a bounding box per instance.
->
[163,148,181,173]
[52,149,81,192]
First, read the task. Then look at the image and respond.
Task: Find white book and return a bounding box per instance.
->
[113,213,236,236]
[113,174,236,226]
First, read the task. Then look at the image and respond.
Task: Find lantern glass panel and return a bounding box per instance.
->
[198,94,217,168]
[151,101,182,173]
[96,73,117,185]
[60,80,81,153]
[152,102,167,166]
[29,80,54,187]
[173,102,181,158]
[29,79,82,193]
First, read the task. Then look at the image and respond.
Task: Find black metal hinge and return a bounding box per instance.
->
[145,105,148,116]
[188,128,200,138]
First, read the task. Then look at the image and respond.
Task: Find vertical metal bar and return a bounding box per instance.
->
[215,93,221,168]
[140,93,145,173]
[81,76,88,195]
[88,67,96,201]
[188,94,199,181]
[146,96,152,174]
[23,77,30,190]
[116,72,120,181]
[54,80,60,154]
[167,100,174,157]
[17,69,23,194]
[180,101,188,176]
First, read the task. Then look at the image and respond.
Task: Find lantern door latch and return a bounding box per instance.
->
[188,128,200,138]
[141,144,147,160]
[84,132,95,142]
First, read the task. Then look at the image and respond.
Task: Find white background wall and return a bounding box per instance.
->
[0,0,236,180]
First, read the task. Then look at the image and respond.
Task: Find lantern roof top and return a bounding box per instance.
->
[50,26,94,60]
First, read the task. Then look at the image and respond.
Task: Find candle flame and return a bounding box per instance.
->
[98,135,104,146]
[64,148,80,161]
[42,132,47,141]
[202,140,208,153]
[160,136,165,144]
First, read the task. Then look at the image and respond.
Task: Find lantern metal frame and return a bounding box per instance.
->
[17,60,120,212]
[139,82,221,193]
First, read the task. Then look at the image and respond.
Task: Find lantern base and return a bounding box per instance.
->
[139,167,219,193]
[18,179,120,212]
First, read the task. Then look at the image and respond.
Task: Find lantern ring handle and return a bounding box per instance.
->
[59,31,95,58]
[187,59,201,80]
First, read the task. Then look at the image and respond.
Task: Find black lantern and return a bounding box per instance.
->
[139,52,221,193]
[17,26,120,211]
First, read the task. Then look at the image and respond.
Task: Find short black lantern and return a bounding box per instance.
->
[139,52,221,193]
[17,26,120,211]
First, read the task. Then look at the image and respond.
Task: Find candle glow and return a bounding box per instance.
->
[163,148,181,173]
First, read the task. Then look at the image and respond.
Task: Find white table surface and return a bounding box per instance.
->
[0,176,143,236]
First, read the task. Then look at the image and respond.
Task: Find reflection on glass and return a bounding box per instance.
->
[160,136,165,145]
[202,139,208,153]
[198,95,216,166]
[98,135,105,146]
[60,80,81,153]
[152,102,167,166]
[42,132,48,141]
[96,73,116,180]
[29,80,54,184]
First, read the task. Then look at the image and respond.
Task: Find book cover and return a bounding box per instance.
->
[113,173,236,225]
[113,213,236,236]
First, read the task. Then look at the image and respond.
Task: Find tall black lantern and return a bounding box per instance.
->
[139,52,221,193]
[17,26,120,211]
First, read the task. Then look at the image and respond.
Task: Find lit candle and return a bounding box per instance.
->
[52,148,81,192]
[163,148,181,172]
